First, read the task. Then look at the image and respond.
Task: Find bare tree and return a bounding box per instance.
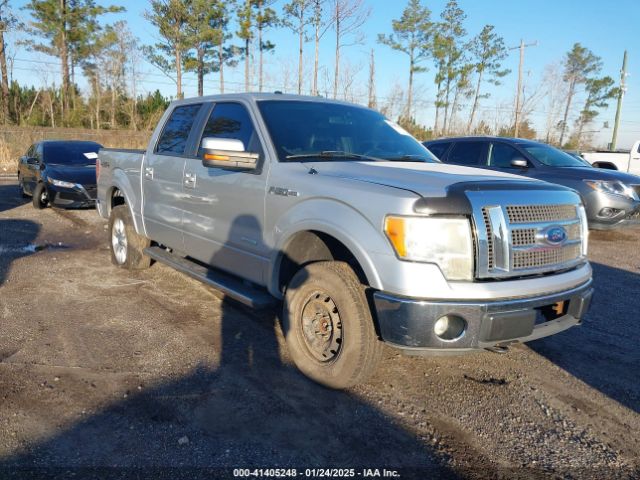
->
[367,49,376,108]
[283,0,312,94]
[329,0,370,99]
[310,0,330,96]
[540,62,568,144]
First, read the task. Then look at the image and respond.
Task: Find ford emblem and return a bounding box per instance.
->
[544,226,567,245]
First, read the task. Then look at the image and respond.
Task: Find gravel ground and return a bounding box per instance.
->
[0,178,638,479]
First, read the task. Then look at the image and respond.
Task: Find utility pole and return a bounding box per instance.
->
[610,50,628,151]
[510,39,537,137]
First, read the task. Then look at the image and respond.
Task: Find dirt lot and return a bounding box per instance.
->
[0,178,639,479]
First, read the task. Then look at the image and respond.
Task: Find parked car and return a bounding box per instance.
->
[18,140,102,209]
[424,137,640,230]
[581,140,640,173]
[97,94,593,389]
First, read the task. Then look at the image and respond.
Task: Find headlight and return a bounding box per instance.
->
[384,216,473,280]
[584,180,638,200]
[48,178,76,188]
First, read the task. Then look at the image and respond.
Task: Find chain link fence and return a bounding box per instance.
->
[0,127,151,174]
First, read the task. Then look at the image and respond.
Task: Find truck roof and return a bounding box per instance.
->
[170,92,372,110]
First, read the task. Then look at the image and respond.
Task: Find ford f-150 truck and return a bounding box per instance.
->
[96,93,593,389]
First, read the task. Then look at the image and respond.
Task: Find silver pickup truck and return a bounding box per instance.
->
[97,93,593,388]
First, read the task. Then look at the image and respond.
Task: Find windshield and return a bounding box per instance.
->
[522,144,591,168]
[44,142,102,165]
[257,100,438,163]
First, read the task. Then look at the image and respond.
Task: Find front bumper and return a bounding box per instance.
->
[584,190,640,230]
[373,279,593,352]
[48,184,96,208]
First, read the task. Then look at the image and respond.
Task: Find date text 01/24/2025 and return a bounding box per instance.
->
[232,468,401,478]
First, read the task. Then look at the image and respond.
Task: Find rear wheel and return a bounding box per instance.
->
[109,205,151,270]
[32,182,48,209]
[283,261,383,389]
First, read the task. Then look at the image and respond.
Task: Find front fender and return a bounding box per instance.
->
[268,198,390,297]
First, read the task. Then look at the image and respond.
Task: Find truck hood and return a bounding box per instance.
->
[308,161,542,197]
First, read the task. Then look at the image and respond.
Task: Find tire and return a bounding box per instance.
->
[32,182,48,209]
[108,205,151,270]
[283,261,383,389]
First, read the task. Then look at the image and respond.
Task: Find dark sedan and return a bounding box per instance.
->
[424,137,640,229]
[18,140,102,209]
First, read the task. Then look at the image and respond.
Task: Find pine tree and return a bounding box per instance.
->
[434,0,467,135]
[378,0,432,120]
[466,25,509,132]
[559,43,602,146]
[254,0,278,92]
[575,76,617,147]
[0,0,21,124]
[23,0,123,122]
[143,0,192,99]
[283,0,312,94]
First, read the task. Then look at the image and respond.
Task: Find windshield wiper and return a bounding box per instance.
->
[284,151,383,162]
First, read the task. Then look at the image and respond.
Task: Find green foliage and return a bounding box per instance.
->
[378,0,433,73]
[397,116,432,141]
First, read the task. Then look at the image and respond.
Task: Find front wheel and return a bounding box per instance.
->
[108,205,151,270]
[283,261,383,389]
[32,182,48,209]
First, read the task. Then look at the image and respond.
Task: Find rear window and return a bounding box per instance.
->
[425,142,451,159]
[43,142,102,165]
[447,141,486,166]
[156,104,203,155]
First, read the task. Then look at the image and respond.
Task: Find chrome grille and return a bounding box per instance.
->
[513,244,581,269]
[468,190,586,280]
[482,208,495,268]
[511,228,536,246]
[506,205,576,223]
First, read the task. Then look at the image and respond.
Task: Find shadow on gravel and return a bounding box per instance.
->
[530,262,640,413]
[0,183,29,213]
[0,302,456,479]
[0,219,40,286]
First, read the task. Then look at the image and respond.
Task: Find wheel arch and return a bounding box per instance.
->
[270,224,384,299]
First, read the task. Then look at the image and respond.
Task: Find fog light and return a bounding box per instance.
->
[598,207,621,218]
[433,315,466,341]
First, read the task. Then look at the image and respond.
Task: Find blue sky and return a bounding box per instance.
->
[6,0,640,148]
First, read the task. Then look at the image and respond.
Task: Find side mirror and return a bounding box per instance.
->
[26,157,39,165]
[592,161,618,170]
[511,159,528,168]
[200,137,258,170]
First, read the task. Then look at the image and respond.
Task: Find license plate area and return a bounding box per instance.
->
[535,300,569,325]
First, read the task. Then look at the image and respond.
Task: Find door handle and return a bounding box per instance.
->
[184,172,196,188]
[144,167,154,179]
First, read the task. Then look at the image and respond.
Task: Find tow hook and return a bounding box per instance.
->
[485,345,510,354]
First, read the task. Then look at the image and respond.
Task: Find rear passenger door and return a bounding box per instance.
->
[142,103,205,251]
[444,141,489,167]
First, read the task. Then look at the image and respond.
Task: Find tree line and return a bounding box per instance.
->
[0,0,620,148]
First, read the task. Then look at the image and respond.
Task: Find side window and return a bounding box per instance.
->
[35,144,43,160]
[488,143,523,168]
[25,144,35,158]
[426,142,451,160]
[199,102,260,153]
[447,142,487,166]
[155,104,203,155]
